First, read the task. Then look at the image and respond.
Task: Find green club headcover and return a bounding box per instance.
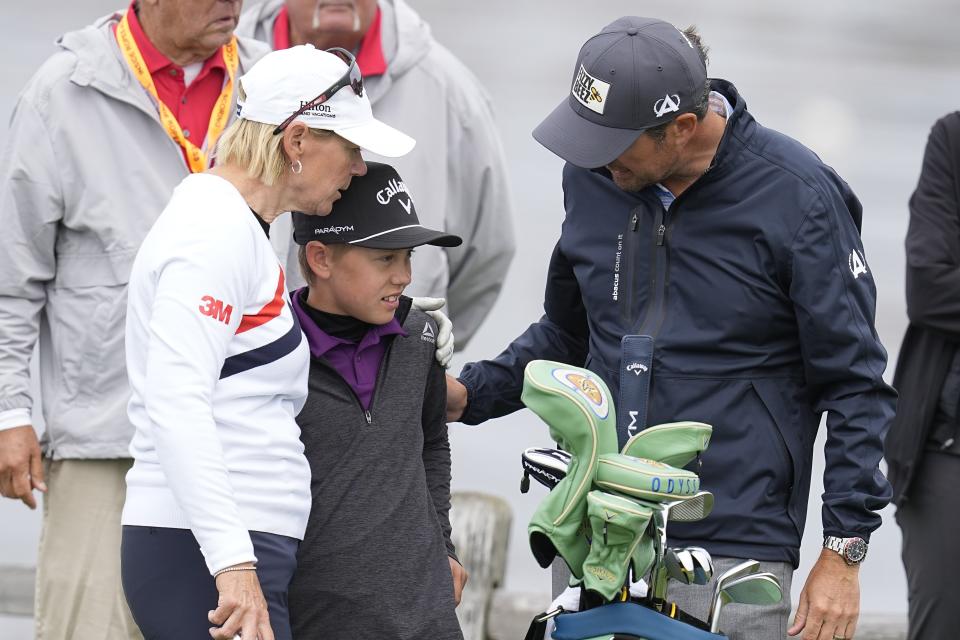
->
[631,531,656,582]
[523,360,619,577]
[583,491,654,601]
[595,453,700,502]
[620,421,712,468]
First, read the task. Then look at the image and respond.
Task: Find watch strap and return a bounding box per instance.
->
[823,536,845,555]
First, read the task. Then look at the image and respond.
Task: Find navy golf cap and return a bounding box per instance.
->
[533,17,708,168]
[293,162,462,249]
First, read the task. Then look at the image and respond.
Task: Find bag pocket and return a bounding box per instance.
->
[751,378,815,537]
[47,252,133,410]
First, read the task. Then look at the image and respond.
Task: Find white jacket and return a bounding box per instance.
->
[0,12,271,458]
[236,0,516,347]
[123,174,311,574]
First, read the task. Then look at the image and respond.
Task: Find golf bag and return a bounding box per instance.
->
[519,359,782,640]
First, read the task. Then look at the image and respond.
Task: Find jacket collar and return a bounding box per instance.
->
[122,2,228,76]
[235,0,432,105]
[291,288,411,358]
[706,79,752,173]
[588,79,753,194]
[58,12,267,122]
[271,5,387,77]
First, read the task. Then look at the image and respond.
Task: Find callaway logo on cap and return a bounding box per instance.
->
[293,162,463,250]
[533,17,708,169]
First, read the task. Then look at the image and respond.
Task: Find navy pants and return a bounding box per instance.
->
[121,526,298,640]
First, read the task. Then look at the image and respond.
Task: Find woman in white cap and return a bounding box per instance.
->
[119,45,415,640]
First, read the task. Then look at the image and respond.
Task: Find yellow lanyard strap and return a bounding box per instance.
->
[116,12,238,173]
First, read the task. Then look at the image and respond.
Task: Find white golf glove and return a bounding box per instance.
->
[410,297,455,368]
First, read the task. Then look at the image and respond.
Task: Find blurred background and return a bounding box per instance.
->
[3,0,959,637]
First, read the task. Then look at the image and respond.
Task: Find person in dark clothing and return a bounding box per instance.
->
[885,111,960,640]
[288,162,466,640]
[446,17,895,640]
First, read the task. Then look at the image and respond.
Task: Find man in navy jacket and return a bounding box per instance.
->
[447,17,894,640]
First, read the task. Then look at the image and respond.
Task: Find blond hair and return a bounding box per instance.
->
[216,85,332,186]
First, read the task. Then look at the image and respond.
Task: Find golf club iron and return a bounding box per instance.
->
[648,491,716,606]
[687,546,714,585]
[705,560,762,629]
[708,571,782,634]
[665,546,714,585]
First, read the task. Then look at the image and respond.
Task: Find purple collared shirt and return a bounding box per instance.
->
[292,288,407,411]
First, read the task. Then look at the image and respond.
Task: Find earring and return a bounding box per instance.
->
[291,160,303,175]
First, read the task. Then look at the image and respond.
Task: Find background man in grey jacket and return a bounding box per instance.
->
[0,1,268,637]
[237,0,516,348]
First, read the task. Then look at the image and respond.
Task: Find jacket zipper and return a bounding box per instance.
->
[315,338,396,426]
[621,207,644,324]
[636,206,667,335]
[636,178,708,337]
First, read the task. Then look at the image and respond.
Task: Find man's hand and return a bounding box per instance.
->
[208,564,274,640]
[410,297,455,368]
[446,375,467,423]
[788,548,860,640]
[0,425,46,509]
[449,557,468,606]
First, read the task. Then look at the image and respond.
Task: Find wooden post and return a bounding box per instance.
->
[0,566,34,616]
[450,491,512,640]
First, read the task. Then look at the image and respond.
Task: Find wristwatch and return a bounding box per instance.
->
[823,536,868,565]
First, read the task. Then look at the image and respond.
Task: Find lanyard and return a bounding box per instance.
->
[116,11,238,173]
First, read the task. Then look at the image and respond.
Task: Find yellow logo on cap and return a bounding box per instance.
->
[572,65,610,115]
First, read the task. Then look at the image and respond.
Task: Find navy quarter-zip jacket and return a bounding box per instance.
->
[460,80,895,566]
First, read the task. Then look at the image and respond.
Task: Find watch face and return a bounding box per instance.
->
[843,538,868,563]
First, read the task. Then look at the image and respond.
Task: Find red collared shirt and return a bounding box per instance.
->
[117,3,228,158]
[272,6,387,77]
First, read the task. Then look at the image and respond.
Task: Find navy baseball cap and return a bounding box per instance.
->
[533,17,708,168]
[292,162,462,249]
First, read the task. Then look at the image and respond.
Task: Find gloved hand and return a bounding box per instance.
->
[410,297,455,368]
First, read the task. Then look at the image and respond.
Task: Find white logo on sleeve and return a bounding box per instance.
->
[654,94,680,118]
[572,65,610,115]
[848,249,868,279]
[421,323,436,344]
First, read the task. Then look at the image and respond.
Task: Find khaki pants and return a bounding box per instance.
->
[668,557,793,640]
[35,459,142,640]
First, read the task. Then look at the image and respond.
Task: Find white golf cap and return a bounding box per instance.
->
[236,44,415,158]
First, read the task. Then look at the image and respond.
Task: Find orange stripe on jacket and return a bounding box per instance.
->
[236,270,286,334]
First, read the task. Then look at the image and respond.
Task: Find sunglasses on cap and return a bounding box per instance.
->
[272,47,364,135]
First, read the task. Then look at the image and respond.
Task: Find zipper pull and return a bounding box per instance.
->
[656,224,666,246]
[364,410,372,424]
[631,213,639,231]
